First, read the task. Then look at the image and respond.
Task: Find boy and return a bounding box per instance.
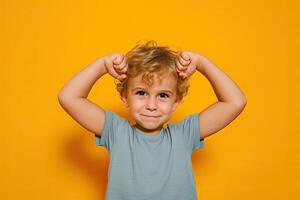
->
[58,40,247,200]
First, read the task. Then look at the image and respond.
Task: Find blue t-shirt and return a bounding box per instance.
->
[95,110,205,200]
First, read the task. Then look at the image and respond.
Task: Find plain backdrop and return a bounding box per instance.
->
[1,0,299,199]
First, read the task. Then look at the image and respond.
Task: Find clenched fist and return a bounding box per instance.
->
[103,53,128,81]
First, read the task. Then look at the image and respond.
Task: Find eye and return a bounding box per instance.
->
[136,91,146,96]
[159,93,170,98]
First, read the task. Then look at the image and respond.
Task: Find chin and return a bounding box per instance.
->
[137,119,159,128]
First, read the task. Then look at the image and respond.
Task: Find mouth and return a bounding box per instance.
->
[141,114,160,118]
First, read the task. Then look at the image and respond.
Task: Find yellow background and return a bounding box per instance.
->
[1,0,299,199]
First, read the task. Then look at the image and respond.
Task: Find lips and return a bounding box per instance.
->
[141,114,160,118]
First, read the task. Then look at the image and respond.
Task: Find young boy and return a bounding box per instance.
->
[58,40,247,200]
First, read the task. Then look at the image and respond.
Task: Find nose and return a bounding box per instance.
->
[146,96,157,110]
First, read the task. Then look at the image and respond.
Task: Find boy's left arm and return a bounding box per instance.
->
[176,52,247,139]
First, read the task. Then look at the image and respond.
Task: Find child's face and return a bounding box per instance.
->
[121,72,181,134]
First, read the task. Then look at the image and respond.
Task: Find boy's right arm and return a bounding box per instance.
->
[58,96,106,136]
[57,58,107,136]
[57,54,128,136]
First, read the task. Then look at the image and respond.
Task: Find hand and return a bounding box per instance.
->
[103,53,128,81]
[176,51,207,79]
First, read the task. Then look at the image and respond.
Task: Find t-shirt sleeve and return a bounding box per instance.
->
[94,109,126,152]
[175,113,204,153]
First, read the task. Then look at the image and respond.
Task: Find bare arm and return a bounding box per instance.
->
[197,56,247,139]
[58,58,107,99]
[57,58,107,136]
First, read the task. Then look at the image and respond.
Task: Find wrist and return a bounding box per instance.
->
[196,56,209,73]
[96,57,108,75]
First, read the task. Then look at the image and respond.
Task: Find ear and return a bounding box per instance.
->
[120,92,129,108]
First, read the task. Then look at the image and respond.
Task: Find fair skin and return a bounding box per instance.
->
[57,50,246,140]
[120,72,181,134]
[176,51,247,138]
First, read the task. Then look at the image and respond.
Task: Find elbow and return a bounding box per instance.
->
[57,93,70,103]
[57,89,65,100]
[235,97,247,110]
[57,88,71,101]
[57,94,65,105]
[57,92,64,101]
[229,94,247,109]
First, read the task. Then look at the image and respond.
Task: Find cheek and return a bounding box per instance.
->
[159,102,174,111]
[129,99,144,109]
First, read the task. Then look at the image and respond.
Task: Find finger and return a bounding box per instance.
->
[115,66,128,76]
[108,66,122,80]
[117,65,128,79]
[121,65,128,73]
[180,72,187,79]
[115,60,127,71]
[113,54,124,65]
[179,56,190,66]
[176,60,187,71]
[178,72,186,80]
[117,73,127,82]
[115,57,128,73]
[119,74,127,80]
[180,51,191,61]
[176,68,185,78]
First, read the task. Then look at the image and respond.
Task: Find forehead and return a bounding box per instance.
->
[128,73,177,91]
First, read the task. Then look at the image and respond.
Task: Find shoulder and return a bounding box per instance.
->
[102,109,132,131]
[104,109,129,123]
[169,113,199,128]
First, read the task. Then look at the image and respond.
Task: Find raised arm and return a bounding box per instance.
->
[176,51,247,139]
[196,56,247,139]
[57,58,107,136]
[57,54,128,136]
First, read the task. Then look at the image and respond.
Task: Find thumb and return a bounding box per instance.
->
[180,51,191,61]
[113,54,124,65]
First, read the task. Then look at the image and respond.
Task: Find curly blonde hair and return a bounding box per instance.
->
[115,40,190,102]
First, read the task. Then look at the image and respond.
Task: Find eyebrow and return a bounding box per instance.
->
[132,87,173,94]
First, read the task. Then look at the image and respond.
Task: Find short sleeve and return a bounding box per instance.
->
[175,113,204,153]
[94,110,126,152]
